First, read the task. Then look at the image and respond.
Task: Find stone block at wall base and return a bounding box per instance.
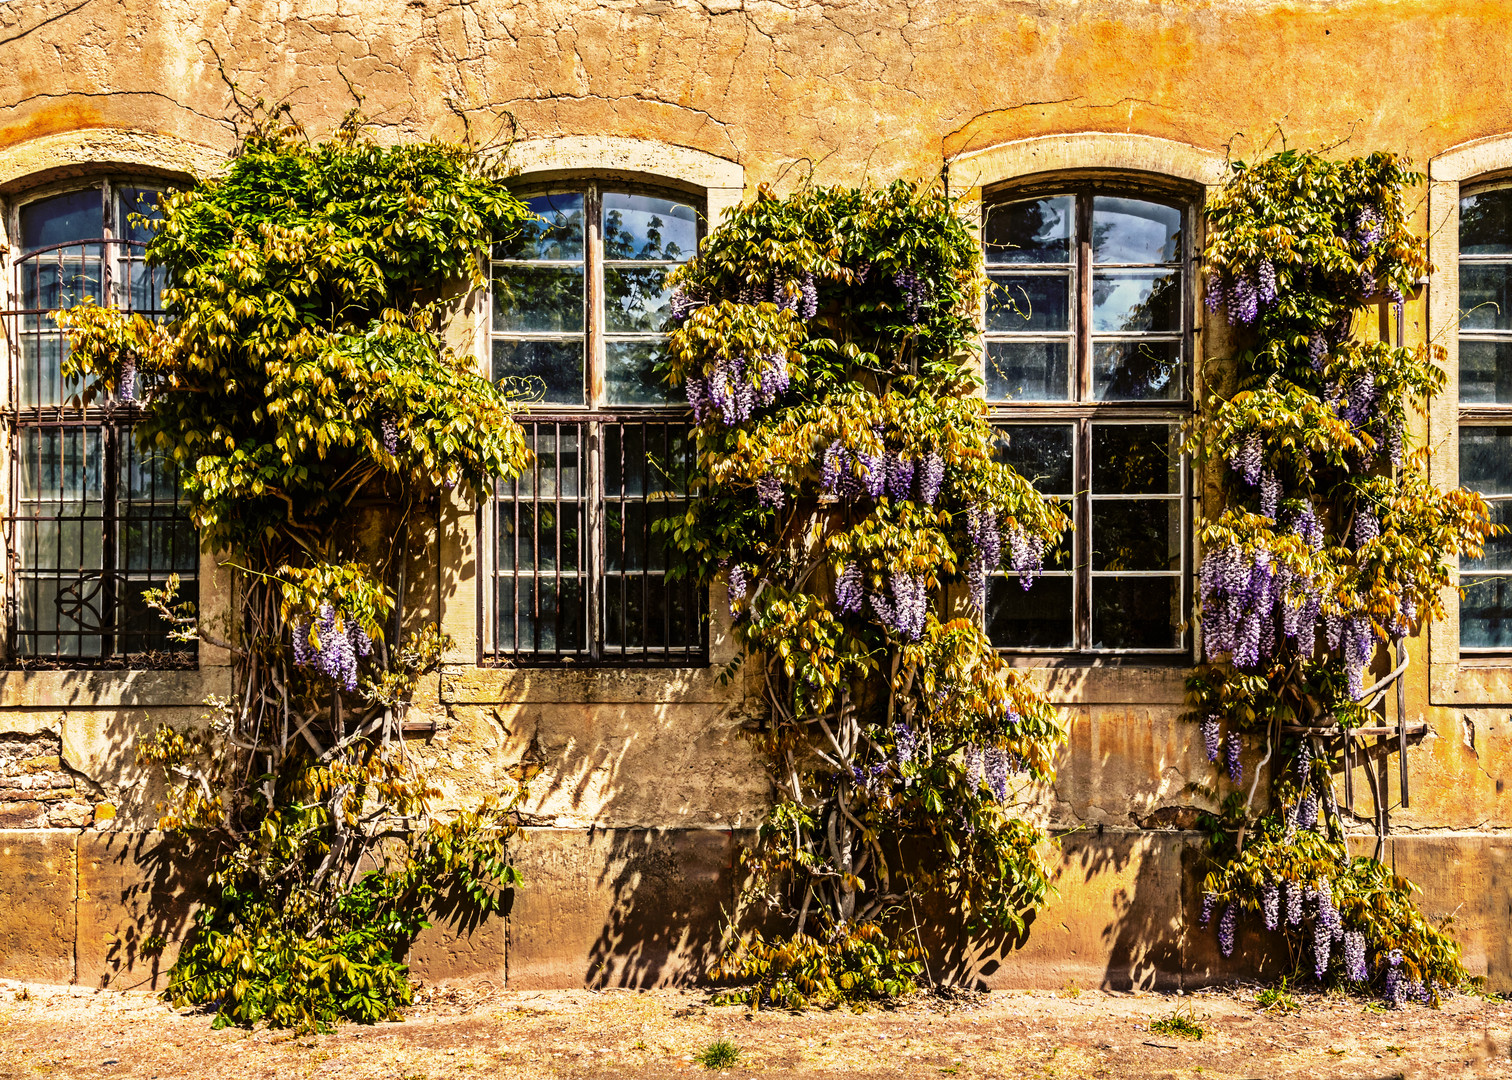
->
[494,827,741,990]
[0,830,75,983]
[5,827,1512,994]
[76,832,211,990]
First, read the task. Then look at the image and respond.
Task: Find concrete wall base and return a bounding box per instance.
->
[1,827,1506,992]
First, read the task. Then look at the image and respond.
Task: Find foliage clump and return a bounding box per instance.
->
[1187,149,1494,1004]
[65,108,535,1031]
[661,181,1069,998]
[712,920,924,1011]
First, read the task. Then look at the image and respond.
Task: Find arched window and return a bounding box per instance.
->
[981,186,1192,655]
[1456,183,1512,651]
[5,180,197,664]
[482,183,707,664]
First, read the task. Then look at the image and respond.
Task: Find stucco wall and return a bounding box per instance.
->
[2,0,1512,990]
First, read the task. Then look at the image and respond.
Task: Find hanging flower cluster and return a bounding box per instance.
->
[686,350,792,426]
[290,602,374,692]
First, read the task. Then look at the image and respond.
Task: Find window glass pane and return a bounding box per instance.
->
[1093,340,1182,400]
[20,188,102,252]
[18,428,104,501]
[602,192,699,261]
[983,197,1073,265]
[992,424,1074,494]
[605,266,675,331]
[21,255,103,313]
[1093,424,1180,494]
[116,188,164,245]
[1092,269,1181,332]
[1458,339,1512,403]
[1461,576,1512,649]
[490,422,589,658]
[985,341,1070,401]
[1092,197,1182,264]
[1460,264,1512,331]
[606,342,672,405]
[1092,577,1180,649]
[1460,428,1512,495]
[1092,501,1182,571]
[496,192,585,261]
[492,265,583,332]
[987,574,1074,648]
[1461,190,1512,256]
[1463,501,1512,571]
[987,273,1070,332]
[492,338,584,404]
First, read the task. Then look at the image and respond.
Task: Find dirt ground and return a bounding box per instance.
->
[0,978,1509,1080]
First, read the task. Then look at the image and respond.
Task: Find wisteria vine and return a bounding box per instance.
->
[661,182,1069,998]
[1187,150,1494,1004]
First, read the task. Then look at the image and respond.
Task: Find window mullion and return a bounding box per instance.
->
[1076,417,1093,651]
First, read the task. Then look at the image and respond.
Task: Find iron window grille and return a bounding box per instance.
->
[981,186,1193,656]
[481,184,707,665]
[3,181,197,666]
[1456,183,1512,652]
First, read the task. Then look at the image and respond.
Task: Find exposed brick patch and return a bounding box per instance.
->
[0,731,100,829]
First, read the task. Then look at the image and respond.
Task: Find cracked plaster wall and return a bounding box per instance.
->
[0,1,1512,987]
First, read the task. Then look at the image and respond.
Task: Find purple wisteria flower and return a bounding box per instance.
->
[885,451,916,502]
[894,269,929,324]
[1308,332,1329,371]
[1262,882,1280,931]
[1204,272,1224,312]
[1218,903,1237,957]
[1343,931,1368,982]
[799,271,818,320]
[894,722,919,766]
[1286,880,1304,927]
[668,283,703,321]
[984,746,1009,801]
[869,573,928,640]
[1226,729,1243,783]
[756,474,785,510]
[727,564,750,618]
[120,354,138,403]
[1228,275,1260,325]
[1296,740,1313,783]
[1260,468,1281,520]
[1201,715,1222,763]
[1200,891,1217,927]
[1354,206,1383,249]
[834,562,864,615]
[380,415,400,455]
[291,602,372,692]
[1230,431,1264,487]
[1006,525,1046,590]
[821,442,886,500]
[917,451,945,507]
[965,505,1002,609]
[1257,259,1278,306]
[1298,789,1319,831]
[964,745,984,790]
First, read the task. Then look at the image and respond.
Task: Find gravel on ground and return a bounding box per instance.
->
[0,977,1508,1079]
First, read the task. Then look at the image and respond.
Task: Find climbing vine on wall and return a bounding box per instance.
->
[661,182,1069,1008]
[59,107,535,1030]
[1188,149,1495,1003]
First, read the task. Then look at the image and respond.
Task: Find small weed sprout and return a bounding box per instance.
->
[1150,1003,1206,1041]
[695,1039,741,1069]
[1257,978,1300,1014]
